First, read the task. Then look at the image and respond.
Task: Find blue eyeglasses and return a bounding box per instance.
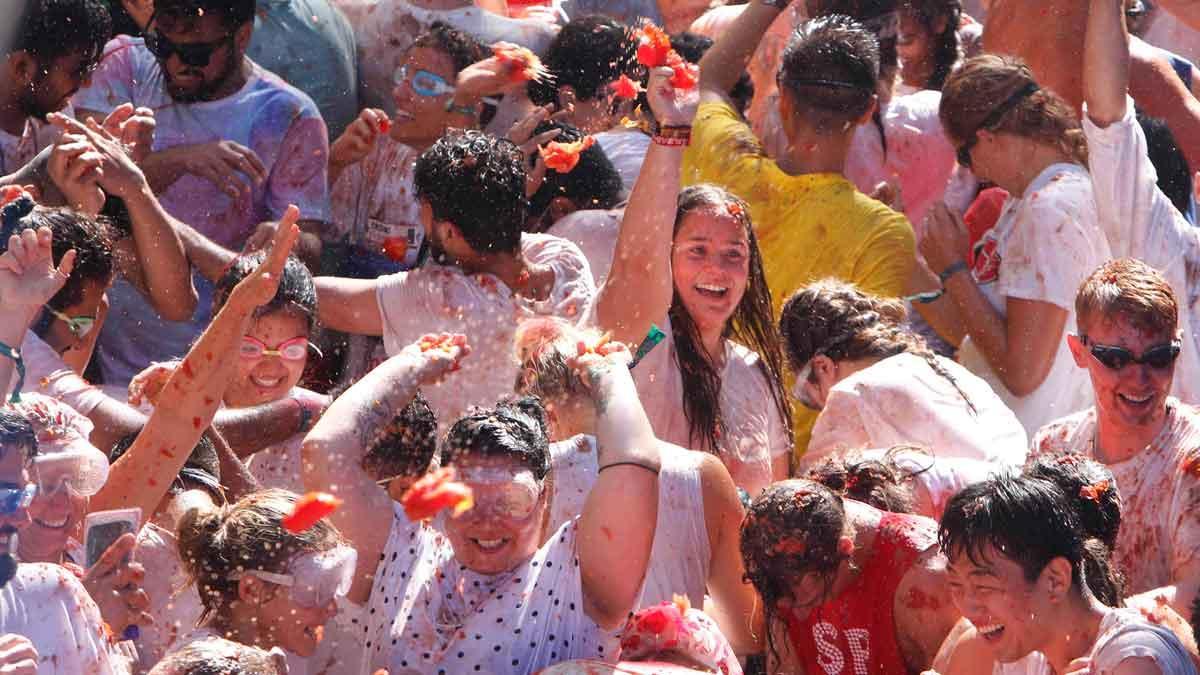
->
[393,65,456,98]
[0,485,36,515]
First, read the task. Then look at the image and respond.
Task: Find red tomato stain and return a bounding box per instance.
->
[182,361,195,378]
[192,417,202,429]
[601,526,614,541]
[203,397,215,405]
[204,352,213,362]
[159,448,174,458]
[147,478,158,487]
[905,587,941,611]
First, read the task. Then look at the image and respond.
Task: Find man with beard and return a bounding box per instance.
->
[1031,258,1200,619]
[0,0,112,175]
[73,0,330,390]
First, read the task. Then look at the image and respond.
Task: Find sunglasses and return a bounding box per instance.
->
[956,81,1040,168]
[239,336,312,362]
[0,484,36,515]
[145,30,233,68]
[393,65,456,98]
[44,306,96,339]
[1078,335,1182,370]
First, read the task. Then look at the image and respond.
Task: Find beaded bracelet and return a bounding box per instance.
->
[653,125,691,147]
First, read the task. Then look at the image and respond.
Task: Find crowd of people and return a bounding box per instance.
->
[1,0,1200,672]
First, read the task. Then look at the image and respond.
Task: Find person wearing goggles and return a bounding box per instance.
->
[1032,258,1200,618]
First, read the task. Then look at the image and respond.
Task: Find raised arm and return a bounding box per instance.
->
[1084,0,1131,127]
[594,68,690,346]
[301,334,468,603]
[575,341,662,629]
[88,208,301,520]
[698,0,787,105]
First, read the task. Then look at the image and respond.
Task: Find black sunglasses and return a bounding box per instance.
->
[956,81,1040,168]
[145,29,232,68]
[1079,335,1182,370]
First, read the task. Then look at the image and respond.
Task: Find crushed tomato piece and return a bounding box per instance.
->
[540,136,596,173]
[282,492,344,533]
[401,467,475,522]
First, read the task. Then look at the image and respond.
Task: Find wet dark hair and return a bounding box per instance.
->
[808,446,921,513]
[900,0,960,90]
[361,392,439,482]
[528,15,638,106]
[670,32,754,116]
[1023,453,1125,605]
[147,637,280,675]
[9,207,115,319]
[741,479,849,664]
[0,408,38,462]
[14,0,112,65]
[440,397,551,481]
[940,474,1099,593]
[779,15,881,134]
[527,120,623,230]
[412,21,487,74]
[670,185,793,456]
[1137,112,1195,220]
[153,0,254,31]
[414,130,528,255]
[110,431,222,500]
[780,278,978,414]
[212,252,317,330]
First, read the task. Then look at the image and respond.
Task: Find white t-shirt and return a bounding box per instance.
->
[328,134,424,268]
[956,163,1111,434]
[14,330,110,417]
[805,352,1029,471]
[135,522,204,673]
[1081,98,1200,405]
[377,233,595,426]
[546,207,623,288]
[1031,399,1200,595]
[0,562,123,674]
[593,129,651,195]
[626,317,791,499]
[339,0,558,115]
[0,105,70,175]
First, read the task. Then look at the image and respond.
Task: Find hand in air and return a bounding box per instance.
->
[128,359,181,408]
[0,218,76,316]
[49,112,150,203]
[228,205,300,309]
[82,533,153,636]
[331,108,389,170]
[568,333,632,394]
[401,332,471,385]
[645,66,698,128]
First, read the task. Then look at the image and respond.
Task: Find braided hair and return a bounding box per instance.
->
[779,278,978,415]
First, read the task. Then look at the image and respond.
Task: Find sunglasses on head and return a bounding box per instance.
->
[239,336,313,362]
[956,81,1040,169]
[393,65,456,98]
[1078,335,1182,370]
[0,484,36,515]
[44,306,96,339]
[145,29,233,68]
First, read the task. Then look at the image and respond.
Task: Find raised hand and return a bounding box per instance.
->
[47,112,149,201]
[128,359,180,408]
[98,103,156,164]
[568,334,632,395]
[227,205,300,309]
[82,533,153,635]
[645,65,698,128]
[46,133,105,215]
[506,105,565,198]
[0,223,76,315]
[400,332,471,385]
[331,108,389,171]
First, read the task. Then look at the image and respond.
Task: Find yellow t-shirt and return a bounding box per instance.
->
[682,101,917,460]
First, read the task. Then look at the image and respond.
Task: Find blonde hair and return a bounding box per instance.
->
[1075,258,1178,336]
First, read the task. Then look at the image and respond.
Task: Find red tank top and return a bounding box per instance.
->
[786,511,937,675]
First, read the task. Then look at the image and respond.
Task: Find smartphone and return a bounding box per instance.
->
[83,508,142,568]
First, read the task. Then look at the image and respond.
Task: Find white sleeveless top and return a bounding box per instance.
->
[548,435,711,609]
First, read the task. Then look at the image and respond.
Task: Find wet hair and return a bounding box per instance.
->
[940,474,1101,594]
[528,15,638,106]
[0,408,38,462]
[414,130,528,256]
[900,0,961,90]
[671,185,793,455]
[1137,112,1194,223]
[940,55,1087,164]
[778,15,881,134]
[146,637,281,675]
[513,317,592,404]
[110,432,222,500]
[412,21,486,74]
[807,446,921,513]
[177,489,344,622]
[360,392,439,482]
[1075,258,1178,337]
[527,120,623,230]
[741,479,849,663]
[13,0,112,65]
[780,278,978,413]
[212,253,318,331]
[670,32,754,115]
[806,0,898,75]
[153,0,255,31]
[440,397,551,481]
[1023,453,1124,605]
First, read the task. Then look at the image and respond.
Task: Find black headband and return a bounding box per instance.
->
[787,78,875,93]
[972,81,1040,135]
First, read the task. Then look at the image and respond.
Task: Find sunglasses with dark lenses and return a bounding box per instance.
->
[0,485,36,515]
[956,81,1040,168]
[1080,336,1182,370]
[145,30,232,68]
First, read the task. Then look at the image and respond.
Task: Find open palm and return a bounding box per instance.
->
[0,226,76,314]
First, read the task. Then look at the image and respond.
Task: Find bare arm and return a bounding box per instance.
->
[314,276,384,335]
[577,346,661,629]
[1084,0,1130,128]
[89,209,301,519]
[213,391,329,459]
[175,221,238,284]
[698,0,784,106]
[205,427,259,502]
[1129,43,1200,171]
[698,453,761,655]
[301,337,466,604]
[594,68,688,347]
[1150,0,1200,30]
